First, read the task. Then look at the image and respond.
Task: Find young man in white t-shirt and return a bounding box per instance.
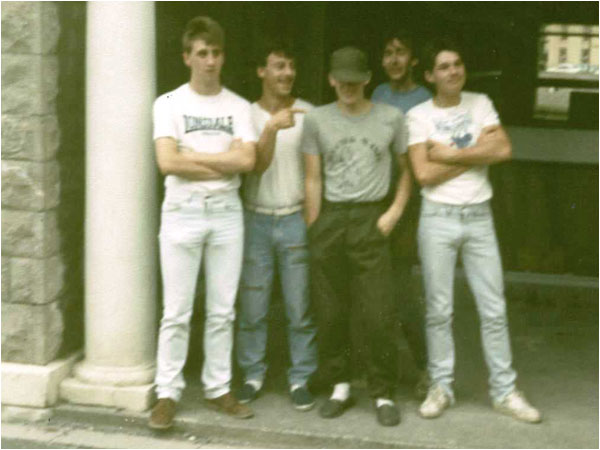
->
[149,16,257,430]
[235,40,318,410]
[407,38,541,423]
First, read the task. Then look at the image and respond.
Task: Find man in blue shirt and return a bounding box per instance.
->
[372,30,431,112]
[372,30,431,399]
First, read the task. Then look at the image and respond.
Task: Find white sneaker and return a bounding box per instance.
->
[494,390,542,423]
[419,384,450,419]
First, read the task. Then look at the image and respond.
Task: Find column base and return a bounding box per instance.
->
[60,377,154,412]
[1,353,79,408]
[73,360,155,386]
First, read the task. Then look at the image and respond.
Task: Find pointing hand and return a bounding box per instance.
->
[269,108,307,131]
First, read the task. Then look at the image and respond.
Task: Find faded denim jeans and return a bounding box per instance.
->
[236,210,317,387]
[418,198,517,402]
[155,189,244,401]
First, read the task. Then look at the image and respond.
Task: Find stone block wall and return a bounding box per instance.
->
[1,2,65,365]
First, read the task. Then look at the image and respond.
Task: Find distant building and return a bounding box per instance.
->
[540,24,599,71]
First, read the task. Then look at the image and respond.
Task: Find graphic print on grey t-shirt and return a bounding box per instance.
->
[325,135,387,197]
[433,112,473,149]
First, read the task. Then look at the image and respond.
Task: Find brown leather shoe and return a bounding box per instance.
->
[205,392,254,419]
[148,398,176,430]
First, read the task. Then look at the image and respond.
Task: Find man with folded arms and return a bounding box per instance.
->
[149,16,257,430]
[407,38,541,423]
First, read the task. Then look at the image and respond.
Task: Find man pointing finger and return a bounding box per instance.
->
[236,39,318,411]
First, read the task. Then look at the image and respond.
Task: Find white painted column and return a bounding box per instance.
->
[60,2,158,411]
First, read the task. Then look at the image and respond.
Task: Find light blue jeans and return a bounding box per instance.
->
[236,210,317,387]
[418,198,517,402]
[155,190,244,401]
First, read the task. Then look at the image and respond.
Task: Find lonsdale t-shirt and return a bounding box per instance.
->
[153,83,257,195]
[407,92,500,205]
[301,102,407,202]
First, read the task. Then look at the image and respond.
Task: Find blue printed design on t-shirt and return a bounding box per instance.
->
[434,112,473,149]
[452,133,473,149]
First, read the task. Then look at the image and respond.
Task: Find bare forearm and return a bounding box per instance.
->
[448,140,512,165]
[304,178,322,226]
[386,166,412,217]
[254,123,278,174]
[168,163,224,181]
[193,144,256,174]
[375,156,413,236]
[430,127,512,166]
[411,155,470,186]
[159,152,224,180]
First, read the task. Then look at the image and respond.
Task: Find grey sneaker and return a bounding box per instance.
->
[290,386,315,411]
[493,390,542,423]
[419,385,450,419]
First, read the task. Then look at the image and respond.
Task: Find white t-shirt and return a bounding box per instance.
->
[153,83,257,195]
[243,99,314,212]
[407,92,500,205]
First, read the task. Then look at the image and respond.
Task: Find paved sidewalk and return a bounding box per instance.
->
[2,281,598,448]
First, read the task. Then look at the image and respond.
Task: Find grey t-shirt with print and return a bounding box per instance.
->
[301,102,407,202]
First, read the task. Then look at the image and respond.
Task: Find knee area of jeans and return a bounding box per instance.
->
[160,310,193,328]
[205,311,235,325]
[426,311,453,326]
[240,281,270,294]
[287,319,316,333]
[238,311,269,328]
[479,313,508,328]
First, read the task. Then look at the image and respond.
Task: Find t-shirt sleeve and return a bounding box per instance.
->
[392,111,408,154]
[406,109,429,146]
[234,103,258,142]
[153,95,178,141]
[479,94,500,128]
[300,112,320,155]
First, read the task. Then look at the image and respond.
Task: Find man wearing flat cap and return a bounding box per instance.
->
[301,46,412,426]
